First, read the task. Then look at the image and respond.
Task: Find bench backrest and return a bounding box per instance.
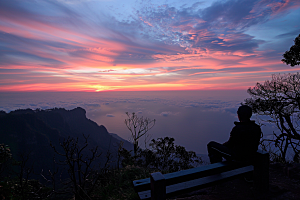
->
[133,160,249,192]
[133,150,269,200]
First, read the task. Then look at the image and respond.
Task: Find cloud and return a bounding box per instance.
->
[276,29,300,38]
[0,0,300,92]
[0,90,253,153]
[85,103,101,107]
[225,107,238,115]
[159,111,180,117]
[160,111,171,117]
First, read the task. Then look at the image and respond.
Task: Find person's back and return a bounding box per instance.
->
[224,120,261,162]
[207,105,262,163]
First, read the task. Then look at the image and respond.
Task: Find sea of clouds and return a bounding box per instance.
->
[0,90,275,154]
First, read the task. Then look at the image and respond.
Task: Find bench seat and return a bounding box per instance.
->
[137,165,253,199]
[133,150,269,200]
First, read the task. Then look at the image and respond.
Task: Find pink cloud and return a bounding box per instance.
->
[0,0,299,92]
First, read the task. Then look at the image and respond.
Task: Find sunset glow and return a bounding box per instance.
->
[1,0,300,92]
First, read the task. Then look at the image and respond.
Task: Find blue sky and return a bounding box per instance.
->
[0,0,299,91]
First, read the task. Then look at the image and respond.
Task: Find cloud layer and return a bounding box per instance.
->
[0,90,251,154]
[0,0,300,91]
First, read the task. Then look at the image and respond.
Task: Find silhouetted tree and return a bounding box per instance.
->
[149,137,202,172]
[282,34,300,67]
[0,144,12,178]
[244,73,300,162]
[119,137,202,172]
[14,151,35,200]
[50,134,110,200]
[0,144,51,200]
[124,112,156,156]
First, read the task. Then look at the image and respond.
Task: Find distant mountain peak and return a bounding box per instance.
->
[0,107,133,179]
[71,107,86,115]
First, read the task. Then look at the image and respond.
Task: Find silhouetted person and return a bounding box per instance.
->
[207,105,261,164]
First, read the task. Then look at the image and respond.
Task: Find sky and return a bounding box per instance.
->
[0,0,300,92]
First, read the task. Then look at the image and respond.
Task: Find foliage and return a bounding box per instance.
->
[118,143,135,168]
[119,137,203,173]
[92,165,153,200]
[14,151,35,200]
[244,73,300,162]
[0,178,53,200]
[0,143,12,163]
[149,137,203,172]
[124,112,156,156]
[282,34,300,67]
[259,138,288,163]
[0,144,54,200]
[0,143,12,178]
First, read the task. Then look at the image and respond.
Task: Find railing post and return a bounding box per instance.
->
[253,150,269,192]
[151,172,166,200]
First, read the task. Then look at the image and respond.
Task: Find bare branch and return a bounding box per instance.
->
[124,112,156,156]
[245,73,300,162]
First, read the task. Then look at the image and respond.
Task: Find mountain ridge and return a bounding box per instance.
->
[0,107,133,179]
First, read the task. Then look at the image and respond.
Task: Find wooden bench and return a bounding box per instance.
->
[133,150,269,200]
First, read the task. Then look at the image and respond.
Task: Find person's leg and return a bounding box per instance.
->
[207,141,234,163]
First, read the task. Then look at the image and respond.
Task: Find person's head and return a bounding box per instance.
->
[237,105,252,121]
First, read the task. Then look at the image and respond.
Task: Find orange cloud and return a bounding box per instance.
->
[1,0,299,92]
